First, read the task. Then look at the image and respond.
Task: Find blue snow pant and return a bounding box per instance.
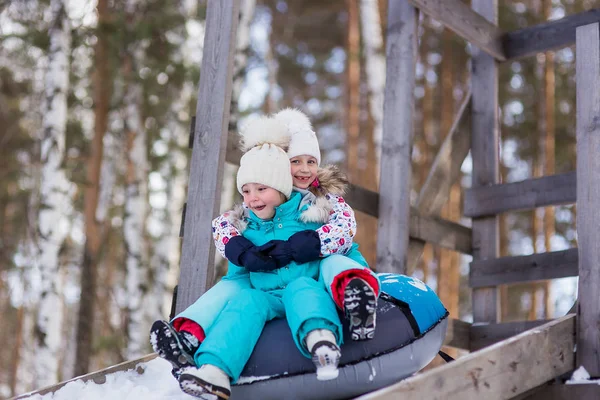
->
[174,269,252,334]
[194,277,342,382]
[173,246,379,336]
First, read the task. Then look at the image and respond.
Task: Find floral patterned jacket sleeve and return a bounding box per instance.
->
[317,194,356,256]
[212,210,242,258]
[212,193,357,258]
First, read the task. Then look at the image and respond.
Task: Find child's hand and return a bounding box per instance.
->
[260,230,321,266]
[224,236,279,272]
[257,240,293,267]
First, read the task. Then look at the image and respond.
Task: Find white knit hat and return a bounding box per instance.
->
[274,108,321,165]
[236,116,293,198]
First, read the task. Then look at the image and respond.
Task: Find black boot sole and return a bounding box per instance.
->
[344,279,377,341]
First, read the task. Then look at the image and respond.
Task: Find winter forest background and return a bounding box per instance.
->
[0,0,593,397]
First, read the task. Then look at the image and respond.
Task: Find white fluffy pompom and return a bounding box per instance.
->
[239,116,291,152]
[273,108,313,134]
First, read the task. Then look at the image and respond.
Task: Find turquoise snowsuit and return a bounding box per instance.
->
[174,192,379,380]
[190,192,343,381]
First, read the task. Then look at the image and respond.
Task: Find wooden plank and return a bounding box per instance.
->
[176,0,240,313]
[519,383,600,400]
[376,0,418,274]
[356,315,575,400]
[346,184,379,216]
[470,319,553,351]
[576,22,600,377]
[470,0,500,324]
[469,249,579,288]
[502,9,600,60]
[406,0,505,61]
[410,212,472,255]
[444,318,471,350]
[464,172,576,218]
[407,90,472,269]
[416,90,472,216]
[12,354,157,399]
[347,184,472,254]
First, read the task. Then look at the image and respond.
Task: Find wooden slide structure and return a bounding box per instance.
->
[13,1,600,399]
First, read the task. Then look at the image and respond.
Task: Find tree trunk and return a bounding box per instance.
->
[345,0,360,177]
[359,0,385,178]
[74,0,111,375]
[9,306,24,396]
[34,0,72,386]
[542,0,555,319]
[124,83,150,359]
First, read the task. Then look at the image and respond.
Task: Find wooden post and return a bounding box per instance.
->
[176,0,240,313]
[576,22,600,377]
[470,0,499,323]
[376,0,418,274]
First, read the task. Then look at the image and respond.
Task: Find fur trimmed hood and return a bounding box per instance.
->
[226,195,332,234]
[308,164,348,198]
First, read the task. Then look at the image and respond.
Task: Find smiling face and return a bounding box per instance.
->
[290,155,318,189]
[241,183,286,219]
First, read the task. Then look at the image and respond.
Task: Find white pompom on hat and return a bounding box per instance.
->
[236,116,293,198]
[273,108,321,165]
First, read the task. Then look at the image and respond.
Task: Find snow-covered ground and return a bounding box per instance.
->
[21,358,194,400]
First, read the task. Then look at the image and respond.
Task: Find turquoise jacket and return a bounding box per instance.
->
[228,191,324,292]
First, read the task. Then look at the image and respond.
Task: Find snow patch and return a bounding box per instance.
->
[22,358,193,400]
[236,372,285,385]
[566,366,600,385]
[408,278,428,292]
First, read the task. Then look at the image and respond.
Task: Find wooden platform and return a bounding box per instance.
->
[356,315,575,400]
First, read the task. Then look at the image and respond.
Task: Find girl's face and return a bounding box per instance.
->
[242,183,286,219]
[290,155,318,189]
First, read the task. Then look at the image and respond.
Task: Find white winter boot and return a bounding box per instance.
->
[179,364,231,400]
[305,329,342,381]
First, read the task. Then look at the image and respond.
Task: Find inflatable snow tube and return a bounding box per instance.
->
[232,273,448,400]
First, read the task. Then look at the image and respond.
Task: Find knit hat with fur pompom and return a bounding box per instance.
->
[273,108,321,165]
[236,116,293,198]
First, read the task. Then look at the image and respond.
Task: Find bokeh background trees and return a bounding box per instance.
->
[0,0,592,396]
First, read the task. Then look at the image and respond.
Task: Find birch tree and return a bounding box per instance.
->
[123,80,150,358]
[34,0,72,386]
[359,0,385,174]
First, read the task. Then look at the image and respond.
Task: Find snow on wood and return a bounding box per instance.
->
[35,0,73,388]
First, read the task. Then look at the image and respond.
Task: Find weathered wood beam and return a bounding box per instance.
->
[416,90,472,217]
[444,318,471,350]
[356,315,575,400]
[406,0,505,61]
[376,0,418,274]
[177,0,240,313]
[471,0,500,324]
[12,354,157,399]
[464,172,576,218]
[407,90,472,269]
[576,22,600,377]
[469,248,578,288]
[346,185,472,254]
[502,9,600,60]
[470,319,553,351]
[410,212,472,255]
